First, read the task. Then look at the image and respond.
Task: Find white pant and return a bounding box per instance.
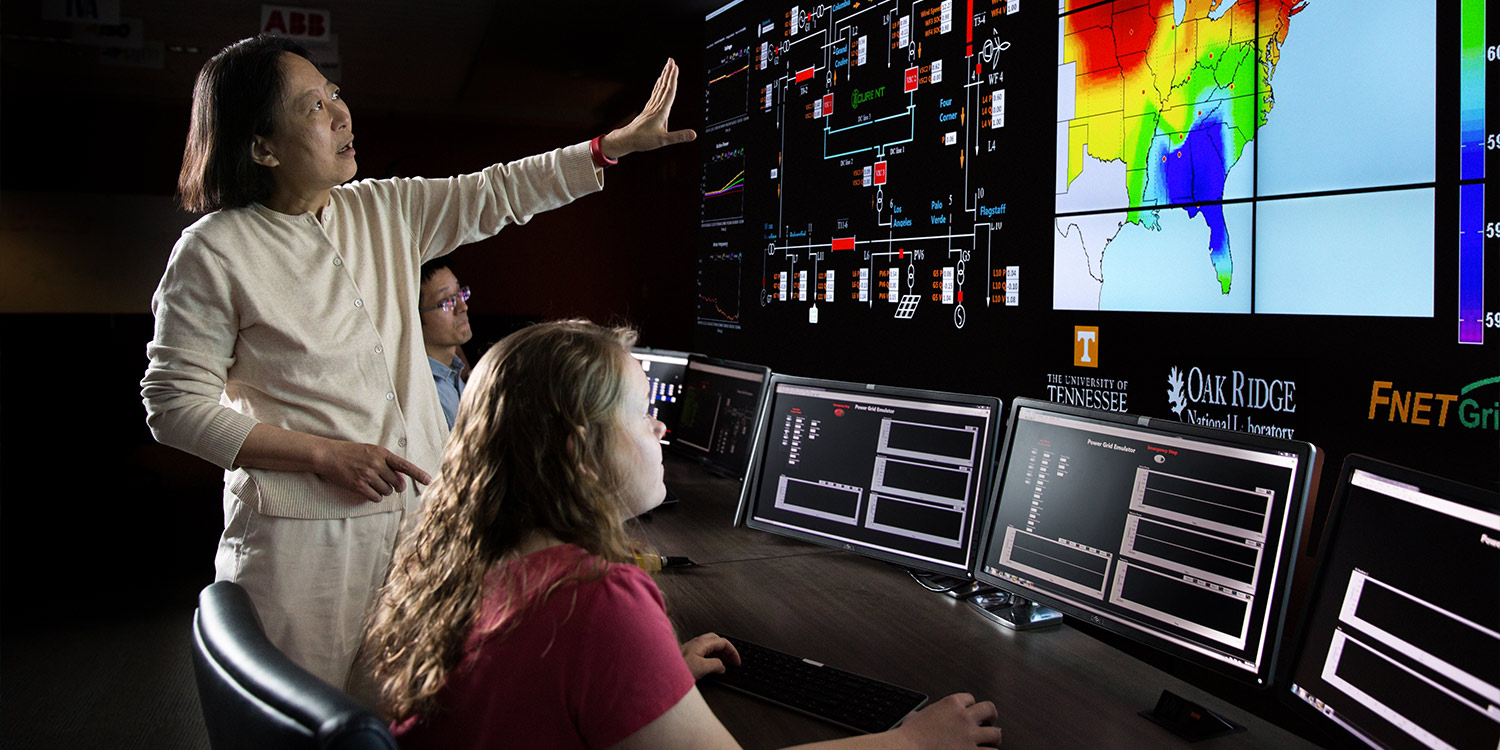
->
[214,493,409,707]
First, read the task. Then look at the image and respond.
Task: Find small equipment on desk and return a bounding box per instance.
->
[631,552,697,572]
[707,635,928,735]
[907,569,993,600]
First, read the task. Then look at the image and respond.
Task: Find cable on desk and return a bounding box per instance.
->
[905,568,967,592]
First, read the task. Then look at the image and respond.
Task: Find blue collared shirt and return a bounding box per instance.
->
[428,354,466,429]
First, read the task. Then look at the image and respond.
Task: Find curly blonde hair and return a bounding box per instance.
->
[363,319,643,720]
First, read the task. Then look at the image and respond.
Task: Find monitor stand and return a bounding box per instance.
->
[966,590,1063,630]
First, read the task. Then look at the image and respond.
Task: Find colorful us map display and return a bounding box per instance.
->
[1053,0,1436,315]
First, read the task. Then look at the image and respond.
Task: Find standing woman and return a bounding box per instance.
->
[364,320,1002,749]
[140,34,693,699]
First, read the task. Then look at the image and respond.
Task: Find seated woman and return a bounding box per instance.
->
[362,320,1002,749]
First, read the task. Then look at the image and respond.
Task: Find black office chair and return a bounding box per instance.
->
[190,581,397,750]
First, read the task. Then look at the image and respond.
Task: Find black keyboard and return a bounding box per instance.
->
[707,635,928,734]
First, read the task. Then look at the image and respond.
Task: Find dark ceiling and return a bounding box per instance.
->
[1,1,726,192]
[2,1,724,120]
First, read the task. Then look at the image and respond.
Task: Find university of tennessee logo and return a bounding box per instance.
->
[1074,326,1098,368]
[1047,329,1127,412]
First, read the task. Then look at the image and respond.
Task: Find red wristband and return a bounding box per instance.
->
[590,135,618,168]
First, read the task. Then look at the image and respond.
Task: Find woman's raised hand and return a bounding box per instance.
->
[599,59,697,159]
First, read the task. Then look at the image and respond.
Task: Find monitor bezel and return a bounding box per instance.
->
[735,373,1004,578]
[971,396,1321,690]
[628,347,692,443]
[1277,453,1500,746]
[628,346,692,370]
[666,354,773,480]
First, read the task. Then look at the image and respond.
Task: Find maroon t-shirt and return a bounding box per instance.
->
[393,544,696,749]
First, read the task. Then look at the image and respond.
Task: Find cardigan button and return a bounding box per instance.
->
[354,299,363,308]
[333,258,342,266]
[386,392,394,401]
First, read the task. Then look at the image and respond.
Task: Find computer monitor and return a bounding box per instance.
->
[737,374,1003,578]
[972,398,1320,688]
[629,348,690,445]
[669,355,771,480]
[1283,455,1500,750]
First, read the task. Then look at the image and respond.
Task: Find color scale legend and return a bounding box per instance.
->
[1458,0,1485,345]
[1459,0,1485,181]
[1459,184,1484,345]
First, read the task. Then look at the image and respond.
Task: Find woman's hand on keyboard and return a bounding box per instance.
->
[891,692,1002,749]
[681,632,742,681]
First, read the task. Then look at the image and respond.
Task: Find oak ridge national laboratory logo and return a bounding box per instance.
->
[1166,365,1298,438]
[1167,367,1188,416]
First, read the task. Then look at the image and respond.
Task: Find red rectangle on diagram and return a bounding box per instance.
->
[832,237,855,251]
[904,66,919,92]
[796,66,815,82]
[873,161,887,185]
[822,93,833,116]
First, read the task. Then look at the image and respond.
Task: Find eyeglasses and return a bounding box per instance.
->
[420,286,470,314]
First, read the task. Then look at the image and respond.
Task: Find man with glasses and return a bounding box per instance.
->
[418,258,473,429]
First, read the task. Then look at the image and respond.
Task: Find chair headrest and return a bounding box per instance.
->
[193,581,394,748]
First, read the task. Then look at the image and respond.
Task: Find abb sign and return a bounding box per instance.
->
[260,5,331,42]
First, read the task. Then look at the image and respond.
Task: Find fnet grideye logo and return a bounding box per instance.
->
[1074,326,1098,368]
[1368,376,1499,430]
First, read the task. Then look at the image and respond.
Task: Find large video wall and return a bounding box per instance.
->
[692,0,1496,500]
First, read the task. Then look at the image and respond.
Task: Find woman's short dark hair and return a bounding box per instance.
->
[178,35,315,213]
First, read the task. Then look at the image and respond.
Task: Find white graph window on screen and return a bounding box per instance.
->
[1321,571,1500,750]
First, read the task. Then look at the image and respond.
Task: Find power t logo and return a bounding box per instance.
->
[1074,326,1098,368]
[1367,376,1500,431]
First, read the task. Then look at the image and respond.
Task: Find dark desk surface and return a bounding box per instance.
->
[639,455,1323,750]
[643,456,825,565]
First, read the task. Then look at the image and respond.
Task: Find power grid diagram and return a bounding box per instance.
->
[699,0,1026,333]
